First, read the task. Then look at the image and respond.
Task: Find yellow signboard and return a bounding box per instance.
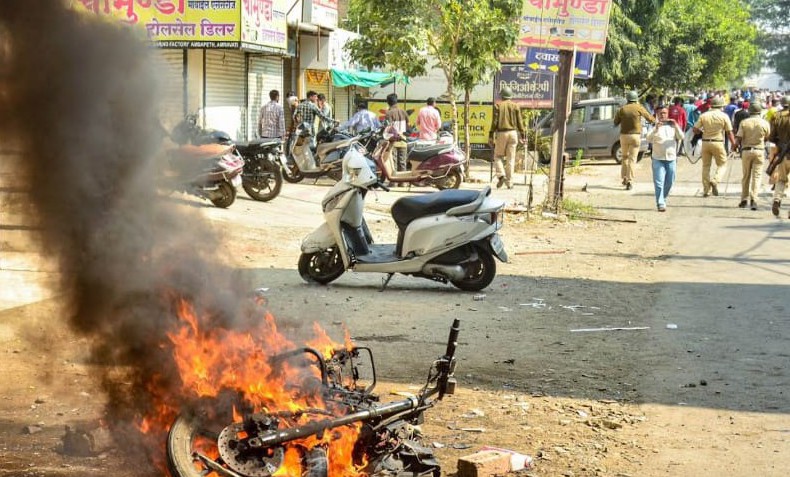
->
[70,0,285,49]
[519,0,613,53]
[368,101,493,146]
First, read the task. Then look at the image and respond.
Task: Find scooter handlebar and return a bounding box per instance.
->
[373,181,390,192]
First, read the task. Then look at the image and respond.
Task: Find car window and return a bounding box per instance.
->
[569,107,585,124]
[589,104,615,121]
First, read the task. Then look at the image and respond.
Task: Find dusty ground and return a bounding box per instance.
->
[2,155,789,477]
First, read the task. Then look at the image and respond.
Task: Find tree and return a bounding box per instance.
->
[749,0,790,81]
[344,0,520,172]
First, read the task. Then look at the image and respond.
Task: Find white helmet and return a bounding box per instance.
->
[342,146,377,187]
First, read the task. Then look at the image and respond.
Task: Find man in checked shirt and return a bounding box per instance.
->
[258,89,285,140]
[293,90,335,138]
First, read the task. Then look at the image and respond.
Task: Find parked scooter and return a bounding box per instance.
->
[161,143,244,208]
[299,148,507,291]
[282,121,360,183]
[170,113,283,202]
[371,124,465,189]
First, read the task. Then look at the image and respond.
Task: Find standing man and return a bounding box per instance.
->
[613,91,655,190]
[646,104,684,212]
[293,90,334,136]
[258,89,285,140]
[284,90,299,133]
[385,93,410,173]
[693,96,736,197]
[488,86,525,189]
[768,95,790,217]
[316,93,334,131]
[735,102,770,210]
[668,97,688,133]
[416,97,442,140]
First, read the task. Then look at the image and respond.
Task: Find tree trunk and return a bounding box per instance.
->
[463,88,472,178]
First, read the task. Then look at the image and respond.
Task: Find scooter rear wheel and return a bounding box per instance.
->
[243,158,283,202]
[298,248,345,285]
[434,168,462,190]
[283,163,305,183]
[451,245,496,291]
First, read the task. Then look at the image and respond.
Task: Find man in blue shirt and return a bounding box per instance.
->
[341,101,380,134]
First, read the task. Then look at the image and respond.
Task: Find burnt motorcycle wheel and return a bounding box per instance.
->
[243,160,283,202]
[451,245,496,291]
[298,248,345,285]
[166,414,221,477]
[434,169,462,190]
[210,181,236,208]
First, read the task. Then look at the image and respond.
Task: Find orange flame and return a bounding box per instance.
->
[138,297,367,476]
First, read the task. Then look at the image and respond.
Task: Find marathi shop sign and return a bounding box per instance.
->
[71,0,288,50]
[495,64,555,109]
[241,0,287,51]
[519,0,613,53]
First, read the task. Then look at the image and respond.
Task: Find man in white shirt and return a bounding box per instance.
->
[416,97,442,140]
[647,104,684,212]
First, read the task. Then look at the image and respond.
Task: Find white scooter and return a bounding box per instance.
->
[299,147,508,291]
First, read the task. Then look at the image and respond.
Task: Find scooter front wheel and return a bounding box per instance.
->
[210,181,236,208]
[451,245,496,291]
[298,248,345,285]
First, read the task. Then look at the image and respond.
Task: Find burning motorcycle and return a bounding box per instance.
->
[166,319,461,477]
[171,113,284,202]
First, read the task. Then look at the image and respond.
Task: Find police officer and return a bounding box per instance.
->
[488,86,525,189]
[692,96,736,197]
[735,102,770,210]
[614,91,655,190]
[769,95,790,217]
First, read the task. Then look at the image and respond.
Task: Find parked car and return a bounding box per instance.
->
[534,97,650,164]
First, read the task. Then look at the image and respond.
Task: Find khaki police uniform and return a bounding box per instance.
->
[489,99,525,189]
[613,103,654,187]
[736,115,770,204]
[769,109,790,215]
[694,109,733,195]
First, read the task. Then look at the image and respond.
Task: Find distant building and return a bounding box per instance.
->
[744,68,786,91]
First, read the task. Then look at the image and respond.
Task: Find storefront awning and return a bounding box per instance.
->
[330,69,410,88]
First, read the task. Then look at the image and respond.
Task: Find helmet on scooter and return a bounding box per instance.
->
[342,147,377,188]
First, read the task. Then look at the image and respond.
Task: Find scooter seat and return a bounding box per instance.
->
[235,138,281,151]
[408,143,453,161]
[169,143,232,161]
[391,189,480,229]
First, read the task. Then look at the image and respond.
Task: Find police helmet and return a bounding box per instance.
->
[783,95,790,107]
[710,96,725,108]
[748,102,762,114]
[500,86,513,99]
[626,91,639,102]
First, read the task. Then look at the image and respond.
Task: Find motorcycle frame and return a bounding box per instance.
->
[302,181,504,275]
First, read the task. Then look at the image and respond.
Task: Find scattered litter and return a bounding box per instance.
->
[560,305,601,313]
[451,443,472,450]
[460,409,485,418]
[497,306,511,312]
[514,249,567,255]
[570,326,650,332]
[22,425,42,435]
[577,410,588,418]
[459,427,486,433]
[666,323,678,329]
[254,287,269,293]
[480,446,533,471]
[473,294,486,301]
[61,426,95,457]
[520,298,549,309]
[432,442,445,448]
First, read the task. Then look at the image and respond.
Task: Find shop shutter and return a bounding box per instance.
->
[247,56,283,139]
[205,50,247,141]
[152,49,186,132]
[333,85,350,123]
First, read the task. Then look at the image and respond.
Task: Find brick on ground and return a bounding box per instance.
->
[457,449,511,477]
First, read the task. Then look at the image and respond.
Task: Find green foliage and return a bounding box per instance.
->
[559,198,597,219]
[749,0,790,80]
[592,0,759,91]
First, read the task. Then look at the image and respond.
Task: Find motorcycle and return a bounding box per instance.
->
[166,319,461,477]
[299,148,507,291]
[282,121,363,183]
[171,113,284,202]
[371,124,465,190]
[161,143,244,208]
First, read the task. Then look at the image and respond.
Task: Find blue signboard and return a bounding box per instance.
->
[495,64,555,109]
[524,48,595,80]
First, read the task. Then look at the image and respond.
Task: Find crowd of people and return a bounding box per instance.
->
[614,88,790,217]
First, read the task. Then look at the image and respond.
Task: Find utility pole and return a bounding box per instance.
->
[547,49,576,209]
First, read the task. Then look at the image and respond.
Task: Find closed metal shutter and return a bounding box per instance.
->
[247,56,283,139]
[152,49,186,132]
[205,50,247,140]
[333,85,350,123]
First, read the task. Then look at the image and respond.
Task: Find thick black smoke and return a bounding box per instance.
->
[0,0,259,471]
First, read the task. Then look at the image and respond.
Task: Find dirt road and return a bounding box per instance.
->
[2,154,789,476]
